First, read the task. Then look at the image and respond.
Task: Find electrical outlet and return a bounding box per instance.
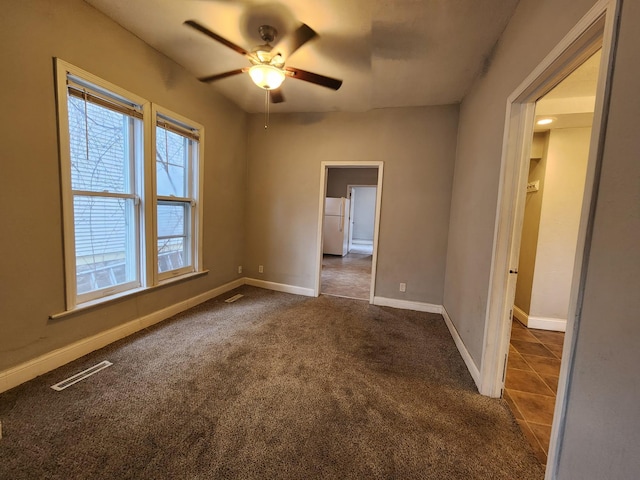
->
[399,282,406,292]
[238,266,242,274]
[258,265,264,273]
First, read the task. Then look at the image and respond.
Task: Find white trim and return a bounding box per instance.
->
[50,270,210,320]
[244,278,315,297]
[513,306,567,331]
[547,8,620,478]
[481,0,615,398]
[0,278,243,394]
[152,103,204,282]
[55,58,151,311]
[371,298,481,388]
[373,296,442,314]
[528,316,567,332]
[476,1,620,478]
[2,276,483,403]
[372,298,481,390]
[442,306,481,390]
[512,305,529,325]
[315,161,384,303]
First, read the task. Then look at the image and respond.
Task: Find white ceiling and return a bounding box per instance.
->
[544,50,601,100]
[534,50,601,132]
[84,0,520,113]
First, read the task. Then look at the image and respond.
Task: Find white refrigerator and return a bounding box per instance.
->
[323,197,350,256]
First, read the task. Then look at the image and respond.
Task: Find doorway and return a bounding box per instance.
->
[314,162,384,302]
[347,185,377,255]
[481,1,619,478]
[503,49,601,467]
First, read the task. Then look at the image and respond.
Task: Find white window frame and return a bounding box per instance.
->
[56,60,150,309]
[55,59,204,312]
[152,105,204,282]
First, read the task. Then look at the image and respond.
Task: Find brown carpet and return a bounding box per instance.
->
[0,286,544,479]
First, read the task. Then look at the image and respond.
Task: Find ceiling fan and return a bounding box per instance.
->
[184,19,343,103]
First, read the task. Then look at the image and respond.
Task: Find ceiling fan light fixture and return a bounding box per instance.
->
[249,64,285,90]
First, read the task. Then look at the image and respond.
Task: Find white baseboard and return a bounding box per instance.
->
[441,306,481,390]
[371,297,480,389]
[0,278,244,394]
[372,296,442,314]
[245,278,315,297]
[0,279,487,395]
[512,305,566,332]
[513,305,529,325]
[528,316,566,332]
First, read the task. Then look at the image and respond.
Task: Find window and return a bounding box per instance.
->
[154,110,201,280]
[56,60,203,310]
[62,73,144,304]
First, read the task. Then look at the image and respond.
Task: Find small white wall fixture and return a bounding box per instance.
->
[481,1,620,478]
[315,162,384,303]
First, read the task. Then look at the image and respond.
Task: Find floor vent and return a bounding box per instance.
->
[51,360,113,391]
[225,294,244,303]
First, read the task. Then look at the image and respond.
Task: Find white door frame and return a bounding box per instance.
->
[314,162,384,303]
[479,0,620,477]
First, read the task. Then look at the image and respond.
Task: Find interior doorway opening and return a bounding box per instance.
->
[314,162,384,302]
[503,48,601,468]
[481,1,620,478]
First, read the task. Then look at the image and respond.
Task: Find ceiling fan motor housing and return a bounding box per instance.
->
[259,25,277,44]
[250,44,284,68]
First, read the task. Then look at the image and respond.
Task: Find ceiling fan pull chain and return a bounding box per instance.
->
[264,89,269,130]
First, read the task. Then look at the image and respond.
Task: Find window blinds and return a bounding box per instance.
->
[156,115,200,142]
[66,74,143,119]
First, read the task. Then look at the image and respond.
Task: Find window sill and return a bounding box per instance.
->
[50,270,209,320]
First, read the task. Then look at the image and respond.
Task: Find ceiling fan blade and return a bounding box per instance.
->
[269,89,285,104]
[184,20,248,56]
[198,68,248,83]
[274,23,317,59]
[284,67,343,91]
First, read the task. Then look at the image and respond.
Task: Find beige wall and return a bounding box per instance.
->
[446,0,640,476]
[0,0,247,371]
[3,1,639,475]
[516,127,591,324]
[326,168,378,198]
[245,106,458,303]
[514,133,548,315]
[556,0,640,476]
[443,0,599,365]
[529,127,590,321]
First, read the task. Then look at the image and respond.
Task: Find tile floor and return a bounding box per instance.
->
[321,252,372,300]
[504,319,565,467]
